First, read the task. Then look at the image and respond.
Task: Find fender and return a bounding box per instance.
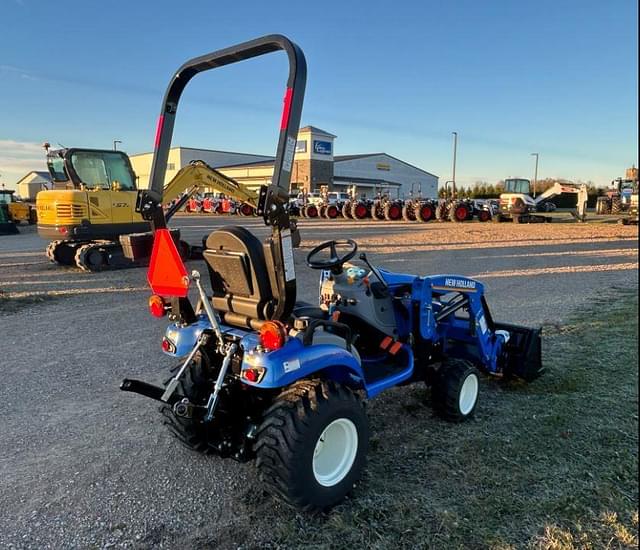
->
[240,334,365,390]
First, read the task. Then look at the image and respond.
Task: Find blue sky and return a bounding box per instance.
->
[1,0,637,189]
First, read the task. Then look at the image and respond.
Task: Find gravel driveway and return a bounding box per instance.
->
[0,216,637,548]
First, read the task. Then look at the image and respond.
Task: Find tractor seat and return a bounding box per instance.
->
[203,226,276,328]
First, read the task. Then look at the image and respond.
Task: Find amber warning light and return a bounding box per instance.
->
[147,229,190,297]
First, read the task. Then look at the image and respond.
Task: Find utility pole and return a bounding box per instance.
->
[113,140,122,151]
[531,152,539,198]
[451,132,458,198]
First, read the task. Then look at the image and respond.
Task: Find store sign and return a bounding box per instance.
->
[295,140,307,153]
[313,140,332,155]
[376,163,391,171]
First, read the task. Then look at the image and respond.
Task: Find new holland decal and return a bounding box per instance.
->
[432,278,478,293]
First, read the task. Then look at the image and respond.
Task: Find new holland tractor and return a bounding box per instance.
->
[120,35,544,513]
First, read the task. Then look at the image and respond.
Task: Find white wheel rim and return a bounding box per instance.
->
[312,418,358,487]
[459,373,479,416]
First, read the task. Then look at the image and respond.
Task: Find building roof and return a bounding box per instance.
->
[335,152,438,178]
[298,126,337,138]
[334,175,402,187]
[217,158,276,169]
[15,171,51,185]
[334,153,383,162]
[129,146,274,162]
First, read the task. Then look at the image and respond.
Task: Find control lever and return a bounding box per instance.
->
[359,252,388,289]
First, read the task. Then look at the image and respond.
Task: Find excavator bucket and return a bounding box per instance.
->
[495,322,544,382]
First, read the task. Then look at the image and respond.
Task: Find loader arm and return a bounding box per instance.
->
[535,182,588,220]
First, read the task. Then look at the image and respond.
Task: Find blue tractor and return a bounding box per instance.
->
[121,35,543,512]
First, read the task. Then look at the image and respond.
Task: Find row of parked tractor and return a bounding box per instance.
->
[294,196,498,222]
[179,192,501,223]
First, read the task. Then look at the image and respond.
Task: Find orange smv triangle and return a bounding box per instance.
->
[147,228,189,298]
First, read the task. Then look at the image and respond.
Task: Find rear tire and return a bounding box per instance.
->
[305,205,319,218]
[596,197,610,215]
[435,201,449,221]
[431,359,480,422]
[477,209,491,222]
[450,202,470,223]
[255,379,369,512]
[402,204,416,222]
[371,203,384,220]
[611,197,623,214]
[418,203,434,222]
[384,203,402,221]
[325,205,339,219]
[160,351,213,454]
[352,203,368,219]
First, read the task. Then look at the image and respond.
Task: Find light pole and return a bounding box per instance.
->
[113,140,122,151]
[451,132,458,198]
[531,152,539,198]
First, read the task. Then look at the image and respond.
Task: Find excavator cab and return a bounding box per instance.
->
[503,178,531,194]
[46,147,138,192]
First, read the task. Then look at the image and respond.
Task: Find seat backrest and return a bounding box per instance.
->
[203,226,275,326]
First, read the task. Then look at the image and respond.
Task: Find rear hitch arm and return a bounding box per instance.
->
[120,378,182,405]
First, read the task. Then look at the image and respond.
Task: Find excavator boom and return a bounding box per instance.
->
[162,161,258,213]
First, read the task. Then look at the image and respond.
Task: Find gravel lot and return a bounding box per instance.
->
[0,216,637,549]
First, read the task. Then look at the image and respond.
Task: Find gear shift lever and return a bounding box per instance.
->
[359,252,388,288]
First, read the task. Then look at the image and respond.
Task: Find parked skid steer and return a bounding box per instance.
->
[120,35,544,513]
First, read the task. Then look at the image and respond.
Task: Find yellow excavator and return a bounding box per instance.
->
[37,146,258,271]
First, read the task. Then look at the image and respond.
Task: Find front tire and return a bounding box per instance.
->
[431,359,480,422]
[255,380,369,512]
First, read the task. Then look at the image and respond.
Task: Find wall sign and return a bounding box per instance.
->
[313,140,332,155]
[376,163,391,171]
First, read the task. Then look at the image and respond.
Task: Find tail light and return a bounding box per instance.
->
[161,338,176,353]
[148,294,168,317]
[242,367,266,383]
[259,321,287,350]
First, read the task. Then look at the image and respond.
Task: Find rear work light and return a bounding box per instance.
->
[148,294,168,317]
[259,321,287,350]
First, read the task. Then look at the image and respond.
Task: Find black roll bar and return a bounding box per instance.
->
[144,34,306,321]
[147,34,306,231]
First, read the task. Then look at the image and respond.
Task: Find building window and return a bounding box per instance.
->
[167,163,176,170]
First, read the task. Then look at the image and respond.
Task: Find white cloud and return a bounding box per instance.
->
[0,139,48,187]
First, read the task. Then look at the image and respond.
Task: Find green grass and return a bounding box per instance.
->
[241,288,638,549]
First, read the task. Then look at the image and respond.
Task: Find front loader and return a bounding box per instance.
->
[120,34,544,513]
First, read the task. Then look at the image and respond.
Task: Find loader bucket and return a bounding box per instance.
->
[494,322,544,382]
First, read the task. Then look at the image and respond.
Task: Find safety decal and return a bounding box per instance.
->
[283,359,301,373]
[282,136,296,173]
[281,229,296,282]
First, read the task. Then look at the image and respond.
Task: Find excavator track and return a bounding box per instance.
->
[75,242,111,271]
[46,240,83,266]
[47,236,199,272]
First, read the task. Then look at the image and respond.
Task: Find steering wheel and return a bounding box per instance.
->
[306,239,358,272]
